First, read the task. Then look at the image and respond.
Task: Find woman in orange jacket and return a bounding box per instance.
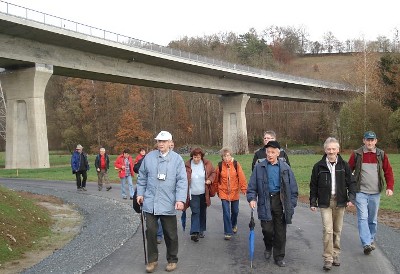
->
[212,147,247,240]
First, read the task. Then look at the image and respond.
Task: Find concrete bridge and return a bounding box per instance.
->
[0,1,357,168]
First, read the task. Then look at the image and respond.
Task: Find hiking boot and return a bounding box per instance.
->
[106,186,112,191]
[191,233,199,242]
[323,261,332,270]
[332,256,340,266]
[146,261,158,273]
[165,262,177,272]
[232,226,238,233]
[264,249,272,260]
[224,234,231,240]
[364,245,373,255]
[371,242,376,250]
[275,259,286,267]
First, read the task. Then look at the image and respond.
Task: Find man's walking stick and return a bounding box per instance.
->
[140,206,148,265]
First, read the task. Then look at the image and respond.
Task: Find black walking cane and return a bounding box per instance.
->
[140,206,148,265]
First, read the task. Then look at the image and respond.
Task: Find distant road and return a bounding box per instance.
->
[1,179,398,274]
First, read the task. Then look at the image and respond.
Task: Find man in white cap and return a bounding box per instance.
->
[137,131,188,273]
[71,144,89,191]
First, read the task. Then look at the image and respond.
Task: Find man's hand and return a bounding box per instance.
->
[205,179,211,185]
[386,189,394,196]
[97,168,100,172]
[310,206,317,212]
[347,201,354,207]
[175,201,184,211]
[136,195,144,205]
[249,201,257,209]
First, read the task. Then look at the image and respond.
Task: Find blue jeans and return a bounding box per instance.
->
[355,192,381,247]
[221,199,239,235]
[190,194,207,235]
[120,175,134,198]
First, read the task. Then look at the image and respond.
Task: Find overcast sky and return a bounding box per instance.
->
[4,0,400,46]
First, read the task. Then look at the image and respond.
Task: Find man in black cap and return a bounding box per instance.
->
[247,141,298,267]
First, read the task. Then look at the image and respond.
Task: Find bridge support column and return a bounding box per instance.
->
[1,64,52,168]
[219,94,250,154]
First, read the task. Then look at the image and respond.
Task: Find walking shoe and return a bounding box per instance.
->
[191,233,199,242]
[106,186,112,191]
[332,256,340,266]
[98,187,102,191]
[363,245,373,255]
[165,262,177,272]
[323,261,332,270]
[371,242,376,250]
[82,187,87,191]
[224,234,231,240]
[122,196,128,200]
[157,237,162,244]
[77,188,82,191]
[264,249,272,260]
[199,231,205,238]
[275,259,286,267]
[145,261,158,273]
[232,226,238,233]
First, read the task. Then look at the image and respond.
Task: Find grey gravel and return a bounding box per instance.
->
[0,179,140,274]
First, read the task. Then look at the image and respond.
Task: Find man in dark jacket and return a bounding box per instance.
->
[71,144,89,191]
[310,137,356,271]
[95,147,111,191]
[252,130,290,170]
[247,141,298,268]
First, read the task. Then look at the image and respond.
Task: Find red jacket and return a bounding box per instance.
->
[114,154,134,178]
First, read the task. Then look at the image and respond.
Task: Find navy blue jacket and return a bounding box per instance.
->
[247,159,298,224]
[71,151,89,173]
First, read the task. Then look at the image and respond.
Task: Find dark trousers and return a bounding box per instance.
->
[145,213,178,264]
[75,170,87,188]
[261,194,286,261]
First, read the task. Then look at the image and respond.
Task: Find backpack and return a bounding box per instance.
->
[133,157,144,174]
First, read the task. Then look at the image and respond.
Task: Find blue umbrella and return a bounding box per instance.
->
[181,210,187,231]
[249,209,255,268]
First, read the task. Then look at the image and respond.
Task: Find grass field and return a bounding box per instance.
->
[0,152,399,211]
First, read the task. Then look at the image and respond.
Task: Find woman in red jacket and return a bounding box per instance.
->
[212,147,247,240]
[114,148,135,199]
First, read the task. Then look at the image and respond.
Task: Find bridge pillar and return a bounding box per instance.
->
[1,64,52,169]
[219,94,250,154]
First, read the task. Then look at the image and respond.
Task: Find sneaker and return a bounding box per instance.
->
[264,249,272,260]
[199,231,205,238]
[106,186,112,191]
[165,262,177,272]
[77,188,82,191]
[82,187,87,191]
[371,242,376,250]
[323,261,332,270]
[232,226,238,233]
[191,233,199,242]
[364,245,373,255]
[146,261,158,273]
[224,234,231,240]
[332,256,340,266]
[157,237,162,244]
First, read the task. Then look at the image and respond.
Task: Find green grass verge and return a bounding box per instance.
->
[0,186,52,264]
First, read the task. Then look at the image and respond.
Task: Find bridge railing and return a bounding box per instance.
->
[0,0,353,91]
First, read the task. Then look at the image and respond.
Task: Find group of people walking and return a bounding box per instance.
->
[72,128,395,273]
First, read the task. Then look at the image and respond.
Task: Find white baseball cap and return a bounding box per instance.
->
[155,131,172,141]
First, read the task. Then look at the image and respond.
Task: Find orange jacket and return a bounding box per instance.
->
[212,159,247,201]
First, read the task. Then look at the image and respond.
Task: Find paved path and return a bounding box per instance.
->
[1,178,399,274]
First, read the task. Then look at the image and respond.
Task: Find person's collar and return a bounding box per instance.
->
[267,159,279,165]
[325,155,337,165]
